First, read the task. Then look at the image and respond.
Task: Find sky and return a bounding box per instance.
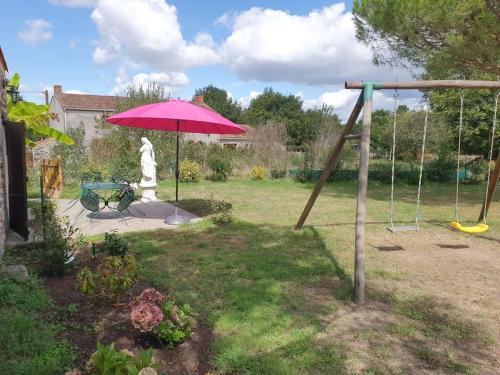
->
[0,0,424,120]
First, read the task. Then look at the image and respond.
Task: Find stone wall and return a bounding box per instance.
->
[0,62,8,257]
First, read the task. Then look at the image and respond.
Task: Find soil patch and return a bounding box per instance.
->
[42,254,213,374]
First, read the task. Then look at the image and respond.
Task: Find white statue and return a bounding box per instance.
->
[139,137,157,202]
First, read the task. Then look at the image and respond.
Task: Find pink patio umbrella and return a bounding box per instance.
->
[107,99,246,224]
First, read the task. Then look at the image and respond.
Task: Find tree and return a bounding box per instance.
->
[6,73,73,146]
[193,85,242,123]
[353,0,500,76]
[106,84,176,182]
[243,88,306,147]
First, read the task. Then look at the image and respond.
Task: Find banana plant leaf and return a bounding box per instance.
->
[6,73,74,145]
[7,100,74,145]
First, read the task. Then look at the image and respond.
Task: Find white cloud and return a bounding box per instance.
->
[48,0,96,7]
[110,68,190,95]
[91,0,220,71]
[65,89,87,94]
[18,19,53,46]
[238,90,262,108]
[305,88,423,121]
[219,4,411,85]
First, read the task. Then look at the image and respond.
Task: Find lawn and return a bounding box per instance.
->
[12,177,500,374]
[0,275,76,375]
[115,178,499,374]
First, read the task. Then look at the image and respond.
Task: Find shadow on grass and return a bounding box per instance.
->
[122,221,496,374]
[297,180,500,208]
[169,198,213,217]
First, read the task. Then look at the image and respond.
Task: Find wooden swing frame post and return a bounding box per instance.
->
[295,80,500,305]
[478,152,500,222]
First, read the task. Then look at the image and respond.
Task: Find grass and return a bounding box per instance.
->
[0,274,76,374]
[58,177,500,373]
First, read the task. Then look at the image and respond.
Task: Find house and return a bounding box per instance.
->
[49,85,123,143]
[183,95,252,147]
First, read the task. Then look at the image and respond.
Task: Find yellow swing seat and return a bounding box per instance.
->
[450,221,489,234]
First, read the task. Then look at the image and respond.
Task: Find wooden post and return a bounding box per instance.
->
[478,152,500,222]
[295,91,364,229]
[354,84,373,304]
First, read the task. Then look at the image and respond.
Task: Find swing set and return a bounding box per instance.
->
[294,80,500,304]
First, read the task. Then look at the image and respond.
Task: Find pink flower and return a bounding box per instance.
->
[130,303,164,332]
[139,288,166,305]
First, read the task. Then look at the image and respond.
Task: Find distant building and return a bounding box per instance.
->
[183,95,252,147]
[49,85,123,143]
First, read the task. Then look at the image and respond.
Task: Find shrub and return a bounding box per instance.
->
[204,193,233,225]
[270,169,287,179]
[155,301,193,347]
[251,166,266,180]
[130,303,164,332]
[77,256,140,304]
[80,164,109,183]
[465,159,489,184]
[99,232,128,257]
[207,145,232,181]
[32,200,83,276]
[179,160,201,183]
[129,288,193,347]
[86,342,158,375]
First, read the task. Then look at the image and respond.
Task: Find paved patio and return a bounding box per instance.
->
[57,199,200,235]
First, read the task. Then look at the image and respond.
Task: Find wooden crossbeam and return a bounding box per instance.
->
[345,80,500,90]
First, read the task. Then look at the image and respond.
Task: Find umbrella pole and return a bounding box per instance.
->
[175,121,179,203]
[165,120,190,225]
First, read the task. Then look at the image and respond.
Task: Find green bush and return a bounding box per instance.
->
[251,166,266,180]
[465,159,489,184]
[155,301,193,347]
[424,157,456,182]
[78,256,140,304]
[87,342,158,375]
[207,145,232,181]
[99,232,128,257]
[80,164,109,183]
[270,169,287,179]
[204,193,233,225]
[179,160,201,183]
[32,200,83,276]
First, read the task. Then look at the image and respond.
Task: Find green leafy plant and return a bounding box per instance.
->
[77,256,140,304]
[87,342,158,375]
[32,200,83,276]
[179,159,201,183]
[80,164,109,183]
[207,145,232,181]
[154,301,193,347]
[204,193,233,225]
[251,166,266,180]
[6,73,74,146]
[129,288,193,348]
[270,169,287,179]
[99,232,129,257]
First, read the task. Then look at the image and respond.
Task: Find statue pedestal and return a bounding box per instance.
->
[140,185,157,203]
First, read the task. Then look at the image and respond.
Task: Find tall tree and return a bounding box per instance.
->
[353,0,500,76]
[193,85,242,123]
[243,88,306,146]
